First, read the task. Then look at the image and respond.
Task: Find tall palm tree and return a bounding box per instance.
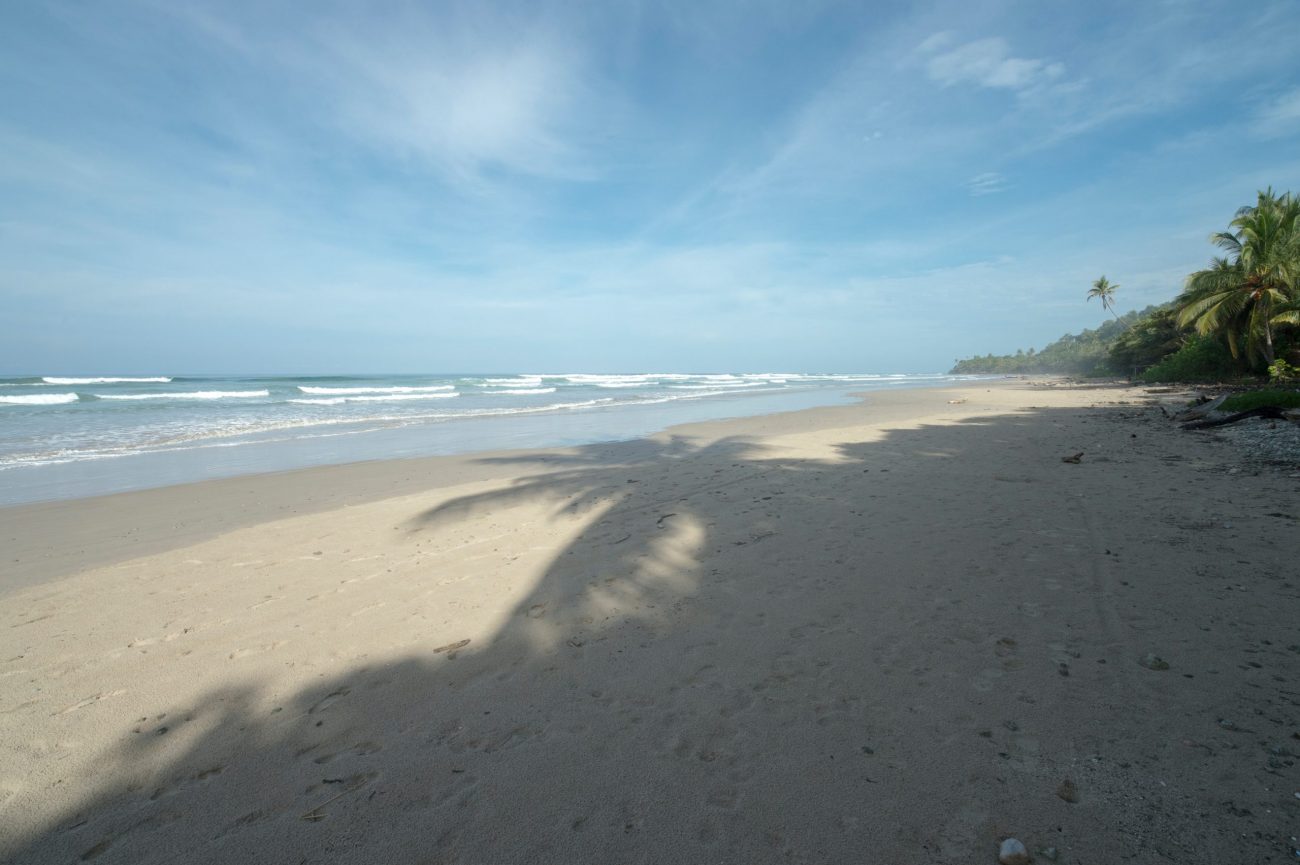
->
[1176,189,1300,365]
[1088,276,1121,320]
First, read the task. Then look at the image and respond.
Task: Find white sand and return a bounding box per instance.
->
[2,379,1297,863]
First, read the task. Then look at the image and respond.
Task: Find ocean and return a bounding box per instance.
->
[0,372,987,504]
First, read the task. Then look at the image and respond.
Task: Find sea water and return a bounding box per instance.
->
[0,372,989,504]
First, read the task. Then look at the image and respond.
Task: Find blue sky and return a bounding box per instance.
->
[3,1,1299,374]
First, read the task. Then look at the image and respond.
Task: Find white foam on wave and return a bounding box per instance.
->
[297,385,455,395]
[96,390,270,400]
[555,373,665,386]
[481,377,544,387]
[0,392,79,406]
[0,397,627,471]
[43,376,172,384]
[550,372,781,388]
[486,387,556,396]
[407,397,616,419]
[669,381,766,390]
[627,390,735,405]
[289,392,461,405]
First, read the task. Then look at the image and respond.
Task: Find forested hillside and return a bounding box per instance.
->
[951,309,1153,375]
[952,189,1300,382]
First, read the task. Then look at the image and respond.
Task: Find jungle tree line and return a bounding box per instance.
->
[953,189,1300,381]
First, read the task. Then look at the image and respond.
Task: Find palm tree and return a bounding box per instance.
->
[1176,189,1300,365]
[1088,276,1121,320]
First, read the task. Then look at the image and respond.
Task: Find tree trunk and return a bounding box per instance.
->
[1182,405,1286,430]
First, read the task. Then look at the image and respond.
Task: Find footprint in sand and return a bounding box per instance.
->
[308,687,351,714]
[994,637,1025,670]
[707,785,740,809]
[80,837,115,860]
[228,641,287,660]
[57,690,127,715]
[970,668,1005,692]
[433,639,470,656]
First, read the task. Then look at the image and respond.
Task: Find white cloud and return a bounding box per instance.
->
[315,26,598,183]
[1255,87,1300,139]
[918,34,1064,92]
[965,171,1008,196]
[158,5,612,189]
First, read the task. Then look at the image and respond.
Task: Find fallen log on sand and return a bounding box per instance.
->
[1181,405,1288,430]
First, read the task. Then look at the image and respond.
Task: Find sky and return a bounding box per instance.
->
[2,0,1299,375]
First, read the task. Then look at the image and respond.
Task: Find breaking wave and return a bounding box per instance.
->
[43,376,172,384]
[96,390,270,401]
[0,393,80,406]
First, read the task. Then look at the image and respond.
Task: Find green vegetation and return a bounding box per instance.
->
[951,309,1150,375]
[1219,389,1300,412]
[1139,335,1240,383]
[951,187,1300,382]
[1087,275,1122,321]
[1267,358,1300,383]
[1108,306,1185,372]
[1176,189,1300,365]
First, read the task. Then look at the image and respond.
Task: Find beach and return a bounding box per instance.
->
[2,378,1297,863]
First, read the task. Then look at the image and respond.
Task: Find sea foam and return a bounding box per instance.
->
[297,385,455,395]
[96,390,270,400]
[289,392,461,405]
[482,377,545,387]
[43,376,172,384]
[0,393,79,405]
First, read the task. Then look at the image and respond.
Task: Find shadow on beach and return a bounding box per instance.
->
[7,404,1296,864]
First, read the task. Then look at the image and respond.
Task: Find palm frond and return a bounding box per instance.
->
[1178,188,1300,366]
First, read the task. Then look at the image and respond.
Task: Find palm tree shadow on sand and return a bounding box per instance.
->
[7,404,1271,864]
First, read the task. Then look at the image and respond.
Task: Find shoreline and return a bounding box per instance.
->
[3,377,1297,863]
[0,379,1026,594]
[0,376,983,509]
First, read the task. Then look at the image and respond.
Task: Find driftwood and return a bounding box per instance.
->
[1174,394,1228,423]
[1181,406,1287,430]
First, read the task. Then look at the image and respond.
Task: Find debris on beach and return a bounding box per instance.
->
[1057,778,1079,803]
[1160,390,1300,466]
[1182,405,1288,430]
[998,837,1031,864]
[1061,452,1084,463]
[1174,394,1228,422]
[1139,653,1170,671]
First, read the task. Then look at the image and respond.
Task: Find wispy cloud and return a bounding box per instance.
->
[965,171,1008,196]
[1254,87,1300,139]
[160,5,616,190]
[917,33,1064,92]
[311,19,603,184]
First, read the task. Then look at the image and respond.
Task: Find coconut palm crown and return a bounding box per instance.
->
[1175,188,1300,364]
[1088,276,1120,319]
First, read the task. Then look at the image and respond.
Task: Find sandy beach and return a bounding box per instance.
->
[2,378,1297,864]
